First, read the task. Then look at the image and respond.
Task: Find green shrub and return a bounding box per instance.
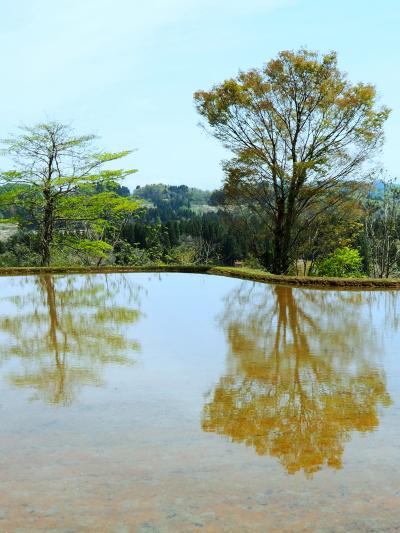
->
[312,247,363,278]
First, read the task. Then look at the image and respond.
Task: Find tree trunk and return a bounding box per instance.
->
[271,210,293,274]
[271,226,283,274]
[272,228,291,274]
[40,192,54,266]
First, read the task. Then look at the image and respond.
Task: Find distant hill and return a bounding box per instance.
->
[132,184,217,219]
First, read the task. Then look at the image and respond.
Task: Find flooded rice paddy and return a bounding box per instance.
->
[0,273,399,532]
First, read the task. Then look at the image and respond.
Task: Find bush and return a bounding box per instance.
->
[312,247,363,278]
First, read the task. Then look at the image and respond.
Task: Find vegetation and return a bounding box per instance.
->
[0,49,399,280]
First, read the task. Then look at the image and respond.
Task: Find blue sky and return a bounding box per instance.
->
[1,0,399,190]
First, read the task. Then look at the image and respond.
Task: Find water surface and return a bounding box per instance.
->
[0,273,399,531]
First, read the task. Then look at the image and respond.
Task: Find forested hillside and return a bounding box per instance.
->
[2,174,399,278]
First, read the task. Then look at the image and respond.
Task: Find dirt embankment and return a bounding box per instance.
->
[0,264,399,289]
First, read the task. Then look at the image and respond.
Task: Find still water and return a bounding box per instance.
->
[0,273,399,532]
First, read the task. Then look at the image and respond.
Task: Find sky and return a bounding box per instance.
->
[0,0,399,190]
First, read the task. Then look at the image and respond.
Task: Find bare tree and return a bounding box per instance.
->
[364,181,400,277]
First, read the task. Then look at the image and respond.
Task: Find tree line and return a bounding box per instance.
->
[0,48,398,277]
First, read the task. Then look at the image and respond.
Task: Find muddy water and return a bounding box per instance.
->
[0,273,399,532]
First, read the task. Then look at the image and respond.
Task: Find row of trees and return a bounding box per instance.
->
[0,48,398,276]
[0,143,399,276]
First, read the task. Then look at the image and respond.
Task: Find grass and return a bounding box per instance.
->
[208,266,400,288]
[0,264,399,289]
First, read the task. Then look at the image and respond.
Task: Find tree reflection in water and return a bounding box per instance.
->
[202,283,393,476]
[0,274,143,405]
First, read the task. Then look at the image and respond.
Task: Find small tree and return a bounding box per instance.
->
[0,122,139,266]
[313,247,363,278]
[195,49,389,274]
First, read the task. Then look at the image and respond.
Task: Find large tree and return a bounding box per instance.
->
[194,49,389,273]
[0,122,139,265]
